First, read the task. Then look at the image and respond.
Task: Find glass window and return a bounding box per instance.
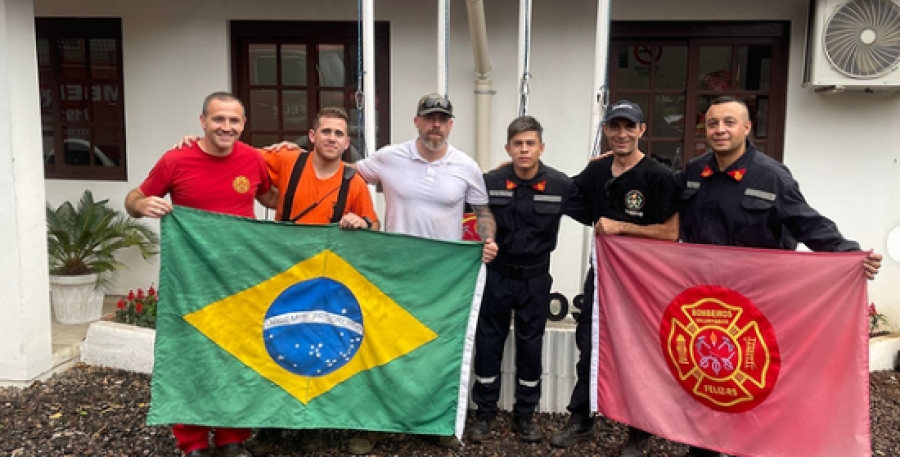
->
[36,18,126,180]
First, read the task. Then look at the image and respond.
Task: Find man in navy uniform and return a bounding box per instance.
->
[676,95,881,456]
[469,116,584,444]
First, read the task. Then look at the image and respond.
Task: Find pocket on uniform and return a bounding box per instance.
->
[534,194,562,214]
[741,195,774,211]
[680,187,698,201]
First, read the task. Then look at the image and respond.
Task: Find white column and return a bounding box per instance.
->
[0,0,53,384]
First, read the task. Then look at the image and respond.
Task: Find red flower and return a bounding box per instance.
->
[127,290,135,300]
[137,288,145,299]
[116,298,126,309]
[148,286,157,297]
[869,303,878,316]
[135,301,143,314]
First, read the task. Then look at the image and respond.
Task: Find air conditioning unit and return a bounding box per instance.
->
[804,0,900,90]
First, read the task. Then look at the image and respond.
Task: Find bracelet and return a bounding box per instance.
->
[362,216,373,230]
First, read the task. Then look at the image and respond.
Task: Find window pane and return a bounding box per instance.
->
[348,44,360,88]
[59,84,90,123]
[281,45,307,86]
[91,83,122,123]
[249,44,277,85]
[694,95,716,138]
[649,141,683,170]
[698,46,732,91]
[40,83,53,124]
[651,95,685,138]
[318,45,345,87]
[89,39,118,80]
[617,46,651,90]
[737,45,771,91]
[282,90,307,130]
[250,89,278,130]
[62,127,92,166]
[320,91,344,110]
[37,39,50,69]
[58,38,86,79]
[745,95,768,139]
[250,133,280,148]
[655,46,688,90]
[42,132,55,167]
[93,127,122,166]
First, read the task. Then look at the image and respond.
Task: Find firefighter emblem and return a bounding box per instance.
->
[624,190,644,211]
[233,176,251,194]
[660,285,780,413]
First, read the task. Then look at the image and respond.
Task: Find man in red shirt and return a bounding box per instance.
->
[125,92,270,457]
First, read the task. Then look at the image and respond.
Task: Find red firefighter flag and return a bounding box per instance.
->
[592,235,870,457]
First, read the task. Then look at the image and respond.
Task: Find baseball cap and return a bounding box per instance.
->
[416,93,454,117]
[603,100,644,124]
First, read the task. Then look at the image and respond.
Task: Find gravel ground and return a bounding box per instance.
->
[1,364,899,456]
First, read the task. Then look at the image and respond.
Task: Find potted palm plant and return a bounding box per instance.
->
[47,190,159,324]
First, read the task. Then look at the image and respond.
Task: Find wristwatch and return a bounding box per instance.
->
[362,216,373,230]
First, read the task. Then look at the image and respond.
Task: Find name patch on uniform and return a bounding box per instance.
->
[686,180,701,189]
[490,190,514,197]
[534,195,562,203]
[744,188,775,202]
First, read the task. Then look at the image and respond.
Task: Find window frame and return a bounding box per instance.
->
[609,21,790,166]
[36,17,127,181]
[230,21,391,157]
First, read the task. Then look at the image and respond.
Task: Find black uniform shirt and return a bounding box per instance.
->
[483,162,577,266]
[571,155,679,226]
[677,141,860,252]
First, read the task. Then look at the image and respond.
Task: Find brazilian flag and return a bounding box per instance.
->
[147,207,485,438]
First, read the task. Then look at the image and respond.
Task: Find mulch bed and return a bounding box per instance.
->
[2,364,899,456]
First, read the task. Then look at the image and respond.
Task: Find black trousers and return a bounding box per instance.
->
[472,269,552,421]
[566,268,595,425]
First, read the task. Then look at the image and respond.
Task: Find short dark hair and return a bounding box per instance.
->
[708,95,750,120]
[506,115,544,143]
[201,91,244,116]
[312,107,350,130]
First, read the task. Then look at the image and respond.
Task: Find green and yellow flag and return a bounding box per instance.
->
[147,207,484,437]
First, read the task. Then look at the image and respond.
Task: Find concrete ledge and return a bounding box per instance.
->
[870,333,900,372]
[80,321,155,374]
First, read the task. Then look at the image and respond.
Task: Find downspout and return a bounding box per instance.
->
[465,0,492,168]
[362,0,376,159]
[438,0,448,96]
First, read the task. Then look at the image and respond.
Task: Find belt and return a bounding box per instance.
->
[488,261,549,280]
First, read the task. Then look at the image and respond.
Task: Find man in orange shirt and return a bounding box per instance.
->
[257,107,379,231]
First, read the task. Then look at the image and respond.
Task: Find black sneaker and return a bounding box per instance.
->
[686,446,726,457]
[468,419,493,444]
[550,420,593,448]
[511,416,543,443]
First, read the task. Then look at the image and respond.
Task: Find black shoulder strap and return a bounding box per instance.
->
[331,165,358,223]
[280,151,310,222]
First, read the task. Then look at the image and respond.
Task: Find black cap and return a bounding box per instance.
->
[603,100,644,124]
[416,93,454,117]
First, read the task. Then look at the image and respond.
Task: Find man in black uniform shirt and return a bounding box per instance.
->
[549,100,680,456]
[675,95,881,457]
[469,116,582,444]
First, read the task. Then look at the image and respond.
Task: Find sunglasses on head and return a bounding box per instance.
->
[421,98,451,110]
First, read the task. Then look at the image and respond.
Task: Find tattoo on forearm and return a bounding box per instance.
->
[471,204,496,240]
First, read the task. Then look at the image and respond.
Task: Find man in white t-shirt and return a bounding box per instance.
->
[344,94,497,455]
[355,93,498,260]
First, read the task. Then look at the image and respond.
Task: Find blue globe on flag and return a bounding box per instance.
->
[263,277,364,376]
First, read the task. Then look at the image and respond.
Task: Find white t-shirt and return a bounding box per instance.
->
[356,139,488,240]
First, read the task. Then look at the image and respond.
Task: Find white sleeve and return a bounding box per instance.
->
[355,149,383,185]
[465,162,489,206]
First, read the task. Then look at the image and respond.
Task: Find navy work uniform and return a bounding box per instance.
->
[564,155,679,427]
[472,162,578,423]
[678,140,860,251]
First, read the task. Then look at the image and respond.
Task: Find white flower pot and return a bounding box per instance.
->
[49,273,105,324]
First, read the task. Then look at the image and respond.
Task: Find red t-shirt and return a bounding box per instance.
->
[140,141,271,218]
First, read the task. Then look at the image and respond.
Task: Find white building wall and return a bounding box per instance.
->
[33,0,899,321]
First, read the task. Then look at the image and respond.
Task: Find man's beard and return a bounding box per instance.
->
[421,134,446,152]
